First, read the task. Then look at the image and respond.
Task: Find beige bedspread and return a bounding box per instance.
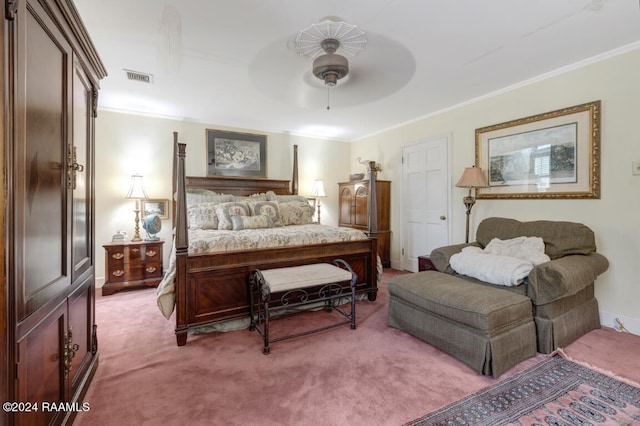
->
[156,224,374,319]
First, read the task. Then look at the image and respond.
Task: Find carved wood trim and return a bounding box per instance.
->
[5,0,18,21]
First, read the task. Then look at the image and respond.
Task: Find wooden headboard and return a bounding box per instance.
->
[184,176,292,196]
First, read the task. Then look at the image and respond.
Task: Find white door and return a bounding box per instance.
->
[401,136,450,272]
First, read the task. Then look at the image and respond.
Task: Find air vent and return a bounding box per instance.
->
[124,69,153,84]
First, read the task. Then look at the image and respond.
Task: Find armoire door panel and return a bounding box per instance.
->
[354,185,369,227]
[67,280,93,396]
[17,1,72,320]
[16,302,66,426]
[339,187,353,225]
[71,63,93,281]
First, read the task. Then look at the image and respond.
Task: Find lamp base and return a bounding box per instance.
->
[462,196,476,244]
[132,209,142,242]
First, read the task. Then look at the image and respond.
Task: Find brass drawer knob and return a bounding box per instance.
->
[146,266,157,273]
[112,270,124,277]
[130,248,140,253]
[112,253,124,260]
[147,250,157,257]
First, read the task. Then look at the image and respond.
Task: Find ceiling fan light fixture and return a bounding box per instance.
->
[312,47,349,86]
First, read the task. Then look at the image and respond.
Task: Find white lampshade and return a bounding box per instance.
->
[455,166,488,188]
[311,179,326,197]
[125,174,148,199]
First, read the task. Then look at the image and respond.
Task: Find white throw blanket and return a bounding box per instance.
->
[484,236,550,265]
[450,246,534,287]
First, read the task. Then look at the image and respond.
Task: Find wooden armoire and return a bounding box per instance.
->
[1,0,106,424]
[338,179,391,268]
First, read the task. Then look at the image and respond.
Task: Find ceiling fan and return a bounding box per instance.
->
[247,16,415,111]
[293,17,367,108]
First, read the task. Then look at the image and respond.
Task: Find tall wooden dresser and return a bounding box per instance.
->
[1,1,106,424]
[338,180,391,267]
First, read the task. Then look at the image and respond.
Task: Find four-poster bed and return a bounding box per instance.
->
[158,132,380,346]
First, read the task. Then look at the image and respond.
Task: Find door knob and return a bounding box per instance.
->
[440,215,446,220]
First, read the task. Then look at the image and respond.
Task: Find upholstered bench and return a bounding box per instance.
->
[248,260,357,354]
[388,271,537,377]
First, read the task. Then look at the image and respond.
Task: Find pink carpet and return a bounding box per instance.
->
[74,270,640,425]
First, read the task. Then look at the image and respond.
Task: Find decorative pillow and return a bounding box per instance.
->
[265,191,277,201]
[186,189,233,206]
[247,201,283,227]
[214,202,251,230]
[232,192,269,202]
[279,201,314,226]
[187,202,219,230]
[275,194,310,204]
[231,215,274,231]
[484,236,550,266]
[450,246,534,287]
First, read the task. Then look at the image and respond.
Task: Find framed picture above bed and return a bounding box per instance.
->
[475,100,600,199]
[206,129,267,178]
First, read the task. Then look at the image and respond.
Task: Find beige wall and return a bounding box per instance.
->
[94,113,350,288]
[95,46,640,333]
[351,47,640,332]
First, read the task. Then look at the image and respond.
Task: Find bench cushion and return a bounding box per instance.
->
[389,271,532,336]
[261,263,352,292]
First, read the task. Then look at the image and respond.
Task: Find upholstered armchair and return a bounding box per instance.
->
[430,217,609,353]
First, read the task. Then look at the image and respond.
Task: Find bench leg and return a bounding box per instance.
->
[350,280,357,330]
[248,270,272,354]
[333,259,358,330]
[248,270,261,331]
[262,299,270,355]
[249,274,256,331]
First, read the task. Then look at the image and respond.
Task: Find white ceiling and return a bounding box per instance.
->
[74,0,640,141]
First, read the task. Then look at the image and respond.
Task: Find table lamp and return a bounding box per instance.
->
[125,174,148,242]
[311,179,326,224]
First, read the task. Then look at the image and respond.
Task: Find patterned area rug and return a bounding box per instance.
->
[406,354,640,426]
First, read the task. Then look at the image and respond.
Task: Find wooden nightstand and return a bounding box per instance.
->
[102,240,164,296]
[418,255,437,272]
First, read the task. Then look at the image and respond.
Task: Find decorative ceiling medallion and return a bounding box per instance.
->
[293,16,367,59]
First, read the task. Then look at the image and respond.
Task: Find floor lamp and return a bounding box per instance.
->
[455,166,488,243]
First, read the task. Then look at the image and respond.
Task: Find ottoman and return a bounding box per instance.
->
[388,271,537,378]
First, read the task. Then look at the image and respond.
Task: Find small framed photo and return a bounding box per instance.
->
[141,199,169,220]
[206,129,267,178]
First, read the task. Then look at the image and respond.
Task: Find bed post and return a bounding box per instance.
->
[368,161,378,234]
[367,160,381,285]
[292,144,298,195]
[172,132,178,228]
[174,138,189,346]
